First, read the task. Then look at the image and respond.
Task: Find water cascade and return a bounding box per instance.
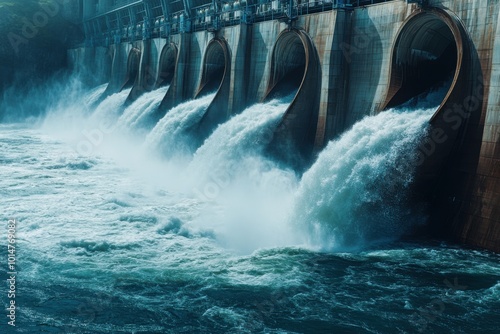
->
[144,93,216,157]
[117,86,169,131]
[292,106,440,250]
[188,95,294,180]
[184,94,298,252]
[90,88,133,122]
[84,84,108,107]
[2,77,498,333]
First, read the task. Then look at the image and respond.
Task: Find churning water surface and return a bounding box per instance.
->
[0,80,499,333]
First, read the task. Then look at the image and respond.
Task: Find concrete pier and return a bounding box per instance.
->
[68,0,500,252]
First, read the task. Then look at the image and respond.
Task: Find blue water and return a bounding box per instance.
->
[0,82,499,333]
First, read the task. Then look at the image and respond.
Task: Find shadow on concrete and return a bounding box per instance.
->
[264,28,322,171]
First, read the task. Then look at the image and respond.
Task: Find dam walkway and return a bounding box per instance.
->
[80,0,404,47]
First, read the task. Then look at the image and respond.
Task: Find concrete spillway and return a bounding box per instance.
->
[156,43,177,88]
[266,31,307,98]
[266,29,321,168]
[69,0,500,253]
[383,8,470,199]
[123,47,141,91]
[195,38,231,141]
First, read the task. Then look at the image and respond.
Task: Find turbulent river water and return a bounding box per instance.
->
[0,80,499,333]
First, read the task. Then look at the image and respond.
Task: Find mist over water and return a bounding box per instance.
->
[1,74,85,123]
[185,95,298,252]
[85,84,108,107]
[1,77,499,333]
[35,79,450,252]
[0,79,451,253]
[90,88,132,122]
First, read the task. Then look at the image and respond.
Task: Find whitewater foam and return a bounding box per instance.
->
[117,86,169,131]
[85,83,108,107]
[184,96,298,253]
[292,106,435,250]
[39,80,442,254]
[144,93,216,157]
[188,95,294,181]
[90,88,132,122]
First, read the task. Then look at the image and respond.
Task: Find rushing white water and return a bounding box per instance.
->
[117,86,169,130]
[292,106,435,250]
[188,95,294,181]
[185,95,298,252]
[2,79,499,334]
[40,81,441,253]
[144,93,216,157]
[90,88,132,122]
[84,83,108,107]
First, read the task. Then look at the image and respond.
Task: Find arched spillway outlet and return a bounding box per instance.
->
[384,9,478,204]
[194,38,231,142]
[383,9,462,111]
[156,43,178,88]
[121,48,141,91]
[196,39,229,98]
[265,29,321,169]
[265,32,306,99]
[87,48,114,107]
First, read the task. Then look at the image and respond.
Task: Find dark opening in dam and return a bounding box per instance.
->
[266,32,307,99]
[197,40,227,97]
[157,44,177,88]
[122,48,141,90]
[385,13,459,108]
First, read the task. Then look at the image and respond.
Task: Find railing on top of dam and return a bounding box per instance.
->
[80,0,401,48]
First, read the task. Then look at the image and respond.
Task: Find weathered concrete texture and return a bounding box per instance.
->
[195,37,232,141]
[343,1,409,129]
[299,11,349,149]
[266,28,322,168]
[348,0,499,252]
[426,0,500,252]
[226,24,251,115]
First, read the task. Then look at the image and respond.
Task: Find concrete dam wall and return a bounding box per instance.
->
[68,0,500,252]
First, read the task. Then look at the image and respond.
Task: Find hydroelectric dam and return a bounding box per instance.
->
[66,0,500,253]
